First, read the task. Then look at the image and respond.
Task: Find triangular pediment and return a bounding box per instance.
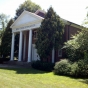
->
[11,11,44,28]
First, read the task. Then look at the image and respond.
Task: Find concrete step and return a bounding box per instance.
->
[7,61,31,68]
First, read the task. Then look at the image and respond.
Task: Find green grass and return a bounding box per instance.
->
[0,67,88,88]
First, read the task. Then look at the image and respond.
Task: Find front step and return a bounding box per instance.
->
[8,61,31,68]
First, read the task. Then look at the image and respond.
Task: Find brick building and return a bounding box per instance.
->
[10,10,82,63]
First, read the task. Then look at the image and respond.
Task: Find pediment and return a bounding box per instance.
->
[11,11,44,29]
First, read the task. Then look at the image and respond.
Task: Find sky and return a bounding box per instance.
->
[0,0,88,25]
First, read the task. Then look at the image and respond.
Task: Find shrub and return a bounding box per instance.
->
[54,59,71,76]
[63,29,88,62]
[0,58,10,64]
[54,59,88,78]
[31,60,55,72]
[70,62,78,77]
[70,59,88,78]
[75,60,88,78]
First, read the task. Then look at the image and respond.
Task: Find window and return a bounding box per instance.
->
[58,49,62,57]
[33,31,37,39]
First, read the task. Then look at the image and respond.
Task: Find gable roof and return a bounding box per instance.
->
[11,10,83,30]
[10,10,44,29]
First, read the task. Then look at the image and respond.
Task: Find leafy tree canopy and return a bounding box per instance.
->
[15,0,41,19]
[0,19,14,57]
[36,7,64,60]
[0,13,9,30]
[63,28,88,62]
[0,13,9,40]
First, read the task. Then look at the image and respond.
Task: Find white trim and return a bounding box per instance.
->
[12,23,41,33]
[10,10,44,28]
[33,30,37,39]
[12,20,42,29]
[58,49,62,57]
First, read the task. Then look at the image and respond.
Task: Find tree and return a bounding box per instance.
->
[0,13,9,30]
[63,28,88,62]
[63,6,88,62]
[82,7,88,28]
[0,19,14,57]
[0,14,9,55]
[15,0,41,19]
[0,14,9,40]
[36,7,64,61]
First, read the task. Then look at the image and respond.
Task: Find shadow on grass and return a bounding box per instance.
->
[54,73,88,85]
[78,79,88,84]
[0,66,49,74]
[69,76,88,85]
[67,76,88,85]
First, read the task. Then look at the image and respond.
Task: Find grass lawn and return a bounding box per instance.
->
[0,66,88,88]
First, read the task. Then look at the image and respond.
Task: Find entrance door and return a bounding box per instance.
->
[34,48,40,60]
[32,44,40,61]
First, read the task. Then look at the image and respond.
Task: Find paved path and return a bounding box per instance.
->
[0,64,21,68]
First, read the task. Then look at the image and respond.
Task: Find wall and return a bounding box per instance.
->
[55,24,81,62]
[25,24,82,62]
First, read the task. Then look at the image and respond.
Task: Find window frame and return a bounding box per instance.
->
[58,49,62,57]
[33,31,37,39]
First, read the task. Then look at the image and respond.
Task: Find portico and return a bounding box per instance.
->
[10,10,55,63]
[10,11,43,62]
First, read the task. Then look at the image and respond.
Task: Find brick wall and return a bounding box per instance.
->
[25,24,82,62]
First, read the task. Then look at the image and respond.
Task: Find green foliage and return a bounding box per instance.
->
[36,7,64,60]
[0,58,10,63]
[70,62,78,76]
[54,59,71,75]
[75,60,88,78]
[0,13,9,46]
[70,59,88,78]
[54,59,88,78]
[31,60,55,71]
[0,13,9,30]
[63,28,88,61]
[15,0,41,19]
[0,19,14,57]
[14,34,19,58]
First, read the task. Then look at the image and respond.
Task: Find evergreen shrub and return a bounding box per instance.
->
[31,60,55,72]
[0,58,10,64]
[54,59,88,78]
[54,59,71,76]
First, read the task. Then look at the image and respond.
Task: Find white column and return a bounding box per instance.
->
[23,32,26,61]
[10,32,15,61]
[18,31,23,61]
[52,48,55,63]
[28,29,32,62]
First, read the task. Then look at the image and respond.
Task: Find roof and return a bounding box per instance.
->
[10,10,44,29]
[11,9,83,29]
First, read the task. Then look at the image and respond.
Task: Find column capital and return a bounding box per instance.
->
[12,32,16,34]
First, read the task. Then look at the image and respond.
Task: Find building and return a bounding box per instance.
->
[10,10,82,63]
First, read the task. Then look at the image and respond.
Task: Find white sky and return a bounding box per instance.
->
[0,0,88,25]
